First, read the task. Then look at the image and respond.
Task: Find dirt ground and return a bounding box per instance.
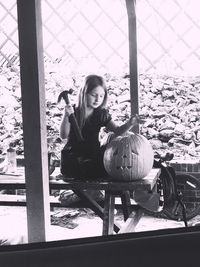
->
[0,205,200,245]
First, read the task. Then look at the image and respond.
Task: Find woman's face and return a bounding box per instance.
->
[86,85,105,109]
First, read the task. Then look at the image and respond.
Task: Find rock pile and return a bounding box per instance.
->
[100,73,200,161]
[1,64,200,161]
[135,74,200,160]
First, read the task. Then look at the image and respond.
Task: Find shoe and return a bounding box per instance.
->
[59,190,80,205]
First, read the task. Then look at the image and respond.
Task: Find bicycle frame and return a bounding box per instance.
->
[154,155,188,227]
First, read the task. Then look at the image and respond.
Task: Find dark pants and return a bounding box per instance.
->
[61,146,108,180]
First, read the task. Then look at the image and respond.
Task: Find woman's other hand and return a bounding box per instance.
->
[130,114,146,126]
[106,114,146,136]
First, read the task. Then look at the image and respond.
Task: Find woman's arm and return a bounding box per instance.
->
[106,114,145,136]
[60,105,74,140]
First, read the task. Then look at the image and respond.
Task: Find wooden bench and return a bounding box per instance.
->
[0,167,161,235]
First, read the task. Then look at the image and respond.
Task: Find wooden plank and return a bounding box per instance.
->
[17,0,50,243]
[103,192,115,235]
[0,193,137,209]
[0,194,26,206]
[50,168,161,191]
[0,167,25,188]
[0,168,161,191]
[0,195,59,207]
[125,0,139,133]
[118,209,144,234]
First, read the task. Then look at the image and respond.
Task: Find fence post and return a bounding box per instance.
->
[125,0,139,133]
[17,0,50,243]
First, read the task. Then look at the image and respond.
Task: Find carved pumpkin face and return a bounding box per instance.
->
[103,132,154,181]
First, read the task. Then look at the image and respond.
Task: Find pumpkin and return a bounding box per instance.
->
[103,132,154,181]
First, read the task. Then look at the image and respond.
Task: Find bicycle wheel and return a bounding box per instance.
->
[163,174,200,221]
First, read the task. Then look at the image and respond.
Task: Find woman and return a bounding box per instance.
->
[60,74,144,179]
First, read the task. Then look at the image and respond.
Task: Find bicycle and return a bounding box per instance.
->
[153,152,200,227]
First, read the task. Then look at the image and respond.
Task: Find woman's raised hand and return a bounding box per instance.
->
[65,104,74,117]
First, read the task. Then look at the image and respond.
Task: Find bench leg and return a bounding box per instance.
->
[73,190,104,218]
[73,190,120,234]
[103,191,115,235]
[118,209,144,234]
